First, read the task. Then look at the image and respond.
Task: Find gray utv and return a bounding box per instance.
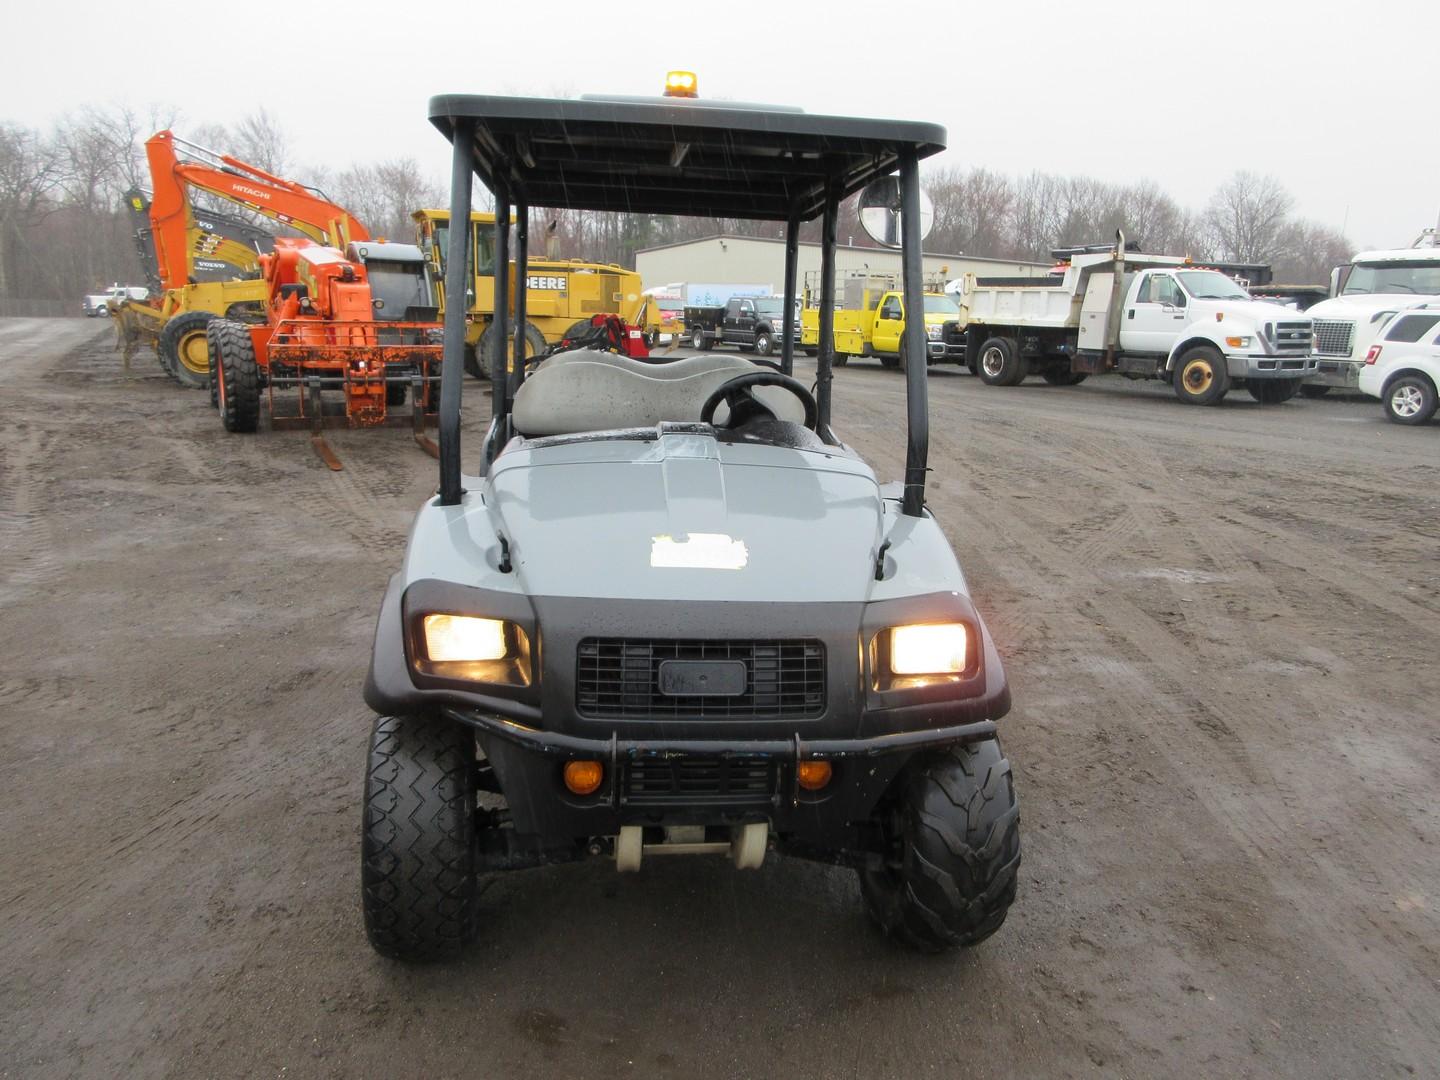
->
[361,87,1020,959]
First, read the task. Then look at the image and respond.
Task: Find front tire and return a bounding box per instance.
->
[754,330,774,356]
[159,311,216,389]
[478,321,547,381]
[859,739,1020,952]
[216,320,260,433]
[1383,374,1437,425]
[1172,345,1229,405]
[1247,379,1301,404]
[1041,368,1087,386]
[205,319,223,409]
[1301,384,1330,399]
[976,337,1025,386]
[361,714,479,961]
[690,327,707,351]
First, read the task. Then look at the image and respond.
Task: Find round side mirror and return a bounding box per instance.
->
[858,176,934,249]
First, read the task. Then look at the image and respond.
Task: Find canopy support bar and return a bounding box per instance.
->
[899,149,930,518]
[781,212,800,376]
[438,121,474,506]
[815,188,838,440]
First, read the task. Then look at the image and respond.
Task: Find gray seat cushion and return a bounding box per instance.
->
[511,350,807,436]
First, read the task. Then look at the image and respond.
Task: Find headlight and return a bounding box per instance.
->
[414,613,531,685]
[926,324,942,340]
[890,623,968,674]
[424,614,507,661]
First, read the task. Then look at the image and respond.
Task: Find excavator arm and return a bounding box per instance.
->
[144,130,369,294]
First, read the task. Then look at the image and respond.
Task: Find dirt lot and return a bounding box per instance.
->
[2,317,1437,1079]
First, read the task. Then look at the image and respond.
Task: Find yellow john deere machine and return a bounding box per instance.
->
[413,209,646,377]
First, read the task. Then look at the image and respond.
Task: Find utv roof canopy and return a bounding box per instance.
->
[428,94,945,221]
[429,92,945,517]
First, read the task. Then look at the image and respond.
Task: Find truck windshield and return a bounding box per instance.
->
[366,262,431,320]
[1177,271,1249,300]
[924,294,960,315]
[753,299,784,315]
[1342,261,1440,296]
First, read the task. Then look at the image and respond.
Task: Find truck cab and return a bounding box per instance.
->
[1305,244,1440,394]
[801,286,964,367]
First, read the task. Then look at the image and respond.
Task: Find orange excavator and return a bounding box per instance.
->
[205,235,442,469]
[118,130,372,388]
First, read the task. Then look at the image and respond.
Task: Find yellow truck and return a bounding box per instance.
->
[413,209,647,376]
[800,276,965,368]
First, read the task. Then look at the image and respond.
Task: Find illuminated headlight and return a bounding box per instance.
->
[890,623,969,674]
[926,324,942,340]
[424,614,507,661]
[415,613,531,685]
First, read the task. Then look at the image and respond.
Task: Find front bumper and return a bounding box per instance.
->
[1228,353,1317,380]
[1308,358,1362,389]
[927,340,965,361]
[364,575,1011,851]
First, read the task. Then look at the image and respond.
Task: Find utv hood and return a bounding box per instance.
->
[479,431,885,604]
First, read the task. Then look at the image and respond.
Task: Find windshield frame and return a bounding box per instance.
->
[923,294,960,315]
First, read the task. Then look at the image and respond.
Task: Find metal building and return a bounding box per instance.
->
[635,234,1051,299]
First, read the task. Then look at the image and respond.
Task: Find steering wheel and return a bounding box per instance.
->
[700,370,818,431]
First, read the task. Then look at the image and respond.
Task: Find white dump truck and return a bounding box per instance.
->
[1303,233,1440,396]
[944,238,1316,404]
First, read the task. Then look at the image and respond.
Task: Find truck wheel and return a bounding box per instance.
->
[159,311,216,390]
[976,337,1024,386]
[205,320,224,409]
[754,330,774,356]
[1247,379,1300,404]
[830,353,848,367]
[1383,375,1437,425]
[1300,384,1330,399]
[1172,345,1229,406]
[479,321,547,380]
[216,320,261,434]
[880,355,900,369]
[361,714,479,961]
[1041,368,1087,386]
[690,327,707,350]
[462,344,483,380]
[802,346,818,357]
[859,739,1020,952]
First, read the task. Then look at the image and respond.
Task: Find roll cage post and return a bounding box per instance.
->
[898,149,930,518]
[438,121,474,506]
[815,186,839,439]
[781,211,800,376]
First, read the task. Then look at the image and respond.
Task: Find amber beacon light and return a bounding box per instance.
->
[663,71,698,98]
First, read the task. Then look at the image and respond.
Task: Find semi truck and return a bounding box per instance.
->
[1303,232,1440,396]
[799,275,965,367]
[944,237,1316,404]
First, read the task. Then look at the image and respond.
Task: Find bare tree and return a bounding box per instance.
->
[0,122,63,296]
[230,109,290,176]
[1206,171,1294,263]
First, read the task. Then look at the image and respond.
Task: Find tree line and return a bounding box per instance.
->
[1,106,1353,305]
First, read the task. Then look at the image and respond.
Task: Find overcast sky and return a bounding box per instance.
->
[8,0,1436,251]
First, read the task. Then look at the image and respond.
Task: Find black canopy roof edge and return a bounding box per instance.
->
[428,93,946,222]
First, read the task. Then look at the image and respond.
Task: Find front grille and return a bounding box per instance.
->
[576,638,826,719]
[1312,318,1355,358]
[1272,320,1312,353]
[624,757,776,806]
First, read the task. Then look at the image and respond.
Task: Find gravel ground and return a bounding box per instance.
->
[2,318,1437,1079]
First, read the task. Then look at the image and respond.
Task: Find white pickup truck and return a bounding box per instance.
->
[1303,237,1440,396]
[946,240,1316,405]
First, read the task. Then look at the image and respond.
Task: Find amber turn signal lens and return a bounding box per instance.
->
[563,760,604,796]
[797,760,832,791]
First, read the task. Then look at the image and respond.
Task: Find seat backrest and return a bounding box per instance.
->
[511,350,807,435]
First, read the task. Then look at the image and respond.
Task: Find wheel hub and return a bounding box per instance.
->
[1182,360,1214,393]
[1393,386,1423,417]
[180,332,210,374]
[982,348,1004,377]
